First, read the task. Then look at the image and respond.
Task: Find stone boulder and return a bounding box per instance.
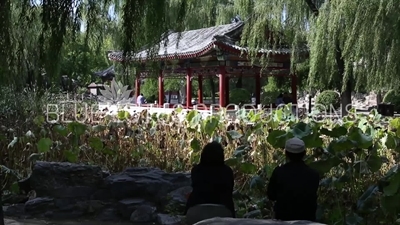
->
[104,167,190,201]
[4,161,191,222]
[165,186,192,212]
[29,161,104,199]
[129,205,157,223]
[194,218,325,225]
[157,213,184,225]
[117,198,154,219]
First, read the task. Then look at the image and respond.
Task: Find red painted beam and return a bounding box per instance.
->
[158,70,164,106]
[186,68,192,108]
[219,66,226,107]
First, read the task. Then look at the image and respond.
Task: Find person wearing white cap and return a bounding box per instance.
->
[267,137,320,222]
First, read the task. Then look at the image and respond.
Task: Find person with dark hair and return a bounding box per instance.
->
[283,92,293,104]
[276,93,284,105]
[267,138,320,221]
[185,142,235,217]
[136,93,146,105]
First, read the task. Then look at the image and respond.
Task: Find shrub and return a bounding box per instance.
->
[261,77,286,105]
[315,90,340,111]
[0,87,69,123]
[383,90,400,112]
[262,91,281,105]
[229,88,251,104]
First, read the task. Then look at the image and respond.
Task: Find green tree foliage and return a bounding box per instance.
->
[60,35,113,85]
[173,0,400,113]
[141,78,159,102]
[262,77,287,105]
[315,90,340,111]
[2,0,400,94]
[164,79,183,93]
[229,88,251,104]
[0,0,176,88]
[383,90,400,112]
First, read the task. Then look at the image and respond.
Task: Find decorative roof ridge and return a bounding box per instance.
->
[213,35,238,45]
[178,21,244,34]
[155,21,245,41]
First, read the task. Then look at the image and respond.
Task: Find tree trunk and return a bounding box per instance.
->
[377,91,382,104]
[334,41,352,116]
[168,91,172,103]
[304,0,353,116]
[341,81,352,116]
[0,0,12,89]
[209,77,216,104]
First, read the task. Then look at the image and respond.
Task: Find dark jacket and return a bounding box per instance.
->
[185,164,235,217]
[283,96,293,104]
[267,161,320,221]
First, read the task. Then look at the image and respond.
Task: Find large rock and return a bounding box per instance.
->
[129,205,157,223]
[24,198,54,214]
[117,198,154,219]
[104,167,190,201]
[157,213,183,225]
[165,186,192,213]
[30,161,104,198]
[4,162,192,222]
[3,204,25,218]
[194,218,325,225]
[186,204,233,225]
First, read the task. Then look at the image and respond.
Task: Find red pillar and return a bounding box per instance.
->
[135,74,140,99]
[291,73,297,104]
[219,66,226,107]
[158,70,164,106]
[198,75,203,104]
[255,74,261,105]
[225,76,229,105]
[186,68,192,108]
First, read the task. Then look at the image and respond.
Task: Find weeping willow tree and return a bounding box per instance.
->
[306,0,400,114]
[0,0,186,90]
[181,0,400,114]
[2,0,400,106]
[309,0,400,90]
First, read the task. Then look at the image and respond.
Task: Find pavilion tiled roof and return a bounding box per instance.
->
[107,22,291,62]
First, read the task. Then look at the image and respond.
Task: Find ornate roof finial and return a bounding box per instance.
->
[231,15,242,23]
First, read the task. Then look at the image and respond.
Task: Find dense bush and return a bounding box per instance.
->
[261,77,286,105]
[383,90,400,112]
[315,90,340,111]
[229,88,251,104]
[262,90,281,105]
[0,88,80,127]
[1,89,400,224]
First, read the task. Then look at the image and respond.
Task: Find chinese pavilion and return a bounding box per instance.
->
[93,66,116,83]
[107,21,298,109]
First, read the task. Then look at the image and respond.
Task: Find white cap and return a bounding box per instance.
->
[285,138,305,153]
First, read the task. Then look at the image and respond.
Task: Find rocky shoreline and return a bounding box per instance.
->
[2,162,324,225]
[3,162,191,225]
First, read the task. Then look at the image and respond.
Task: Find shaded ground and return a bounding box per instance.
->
[4,218,153,225]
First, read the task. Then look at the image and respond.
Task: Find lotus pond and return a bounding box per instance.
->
[1,95,400,224]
